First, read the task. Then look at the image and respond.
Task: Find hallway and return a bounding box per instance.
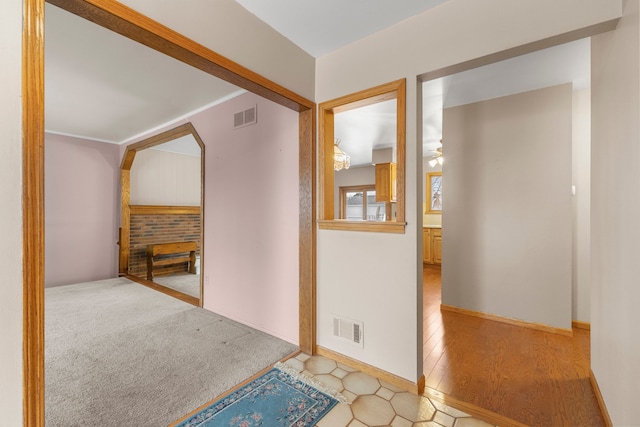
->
[422,266,604,426]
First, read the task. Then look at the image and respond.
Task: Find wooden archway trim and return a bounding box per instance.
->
[23,0,46,425]
[47,0,313,112]
[23,0,316,425]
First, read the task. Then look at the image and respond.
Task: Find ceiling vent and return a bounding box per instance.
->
[234,105,257,129]
[333,315,364,348]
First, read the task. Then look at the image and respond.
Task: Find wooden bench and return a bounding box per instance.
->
[146,241,197,281]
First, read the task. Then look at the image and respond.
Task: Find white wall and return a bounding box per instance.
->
[591,0,640,423]
[572,88,591,322]
[442,85,573,329]
[117,0,315,102]
[130,149,201,206]
[316,0,620,383]
[425,87,589,323]
[0,0,24,423]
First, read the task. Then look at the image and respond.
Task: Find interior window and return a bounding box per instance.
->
[318,79,406,233]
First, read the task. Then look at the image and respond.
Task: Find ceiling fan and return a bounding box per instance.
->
[427,140,443,167]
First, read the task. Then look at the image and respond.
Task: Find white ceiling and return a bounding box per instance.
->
[151,135,202,157]
[44,3,244,144]
[44,2,590,162]
[233,0,450,58]
[335,99,397,167]
[337,38,589,166]
[422,37,590,157]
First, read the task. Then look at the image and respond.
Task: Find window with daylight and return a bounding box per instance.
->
[340,185,387,221]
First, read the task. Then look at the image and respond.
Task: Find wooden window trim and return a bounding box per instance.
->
[425,172,442,214]
[318,79,406,234]
[339,184,381,221]
[318,220,406,234]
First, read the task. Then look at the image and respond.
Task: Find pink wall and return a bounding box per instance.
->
[50,91,299,343]
[44,133,120,287]
[190,92,300,344]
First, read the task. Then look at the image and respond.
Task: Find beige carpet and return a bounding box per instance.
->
[153,272,200,298]
[45,277,297,427]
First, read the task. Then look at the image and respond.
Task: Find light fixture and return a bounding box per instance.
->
[334,138,351,171]
[428,140,443,167]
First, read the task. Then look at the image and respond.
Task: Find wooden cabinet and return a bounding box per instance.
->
[423,227,442,265]
[423,228,432,263]
[375,162,396,203]
[432,228,442,264]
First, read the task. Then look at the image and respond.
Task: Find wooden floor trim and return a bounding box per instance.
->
[589,370,613,427]
[572,320,591,330]
[441,304,573,336]
[316,346,425,394]
[423,387,528,427]
[124,274,199,306]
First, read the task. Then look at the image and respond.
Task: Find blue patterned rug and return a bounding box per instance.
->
[175,364,340,427]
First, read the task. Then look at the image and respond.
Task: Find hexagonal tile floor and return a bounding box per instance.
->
[283,354,496,427]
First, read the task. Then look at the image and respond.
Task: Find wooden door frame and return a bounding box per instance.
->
[22,0,316,424]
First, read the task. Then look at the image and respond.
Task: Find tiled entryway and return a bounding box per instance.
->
[283,354,495,427]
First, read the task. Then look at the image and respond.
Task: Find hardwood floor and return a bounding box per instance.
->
[423,265,605,427]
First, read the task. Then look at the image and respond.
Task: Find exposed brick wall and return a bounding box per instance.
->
[129,208,201,277]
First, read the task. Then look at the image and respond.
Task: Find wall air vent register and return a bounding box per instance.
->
[234,105,258,129]
[333,315,364,348]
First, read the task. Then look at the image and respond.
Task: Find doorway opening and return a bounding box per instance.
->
[23,0,316,423]
[417,36,594,424]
